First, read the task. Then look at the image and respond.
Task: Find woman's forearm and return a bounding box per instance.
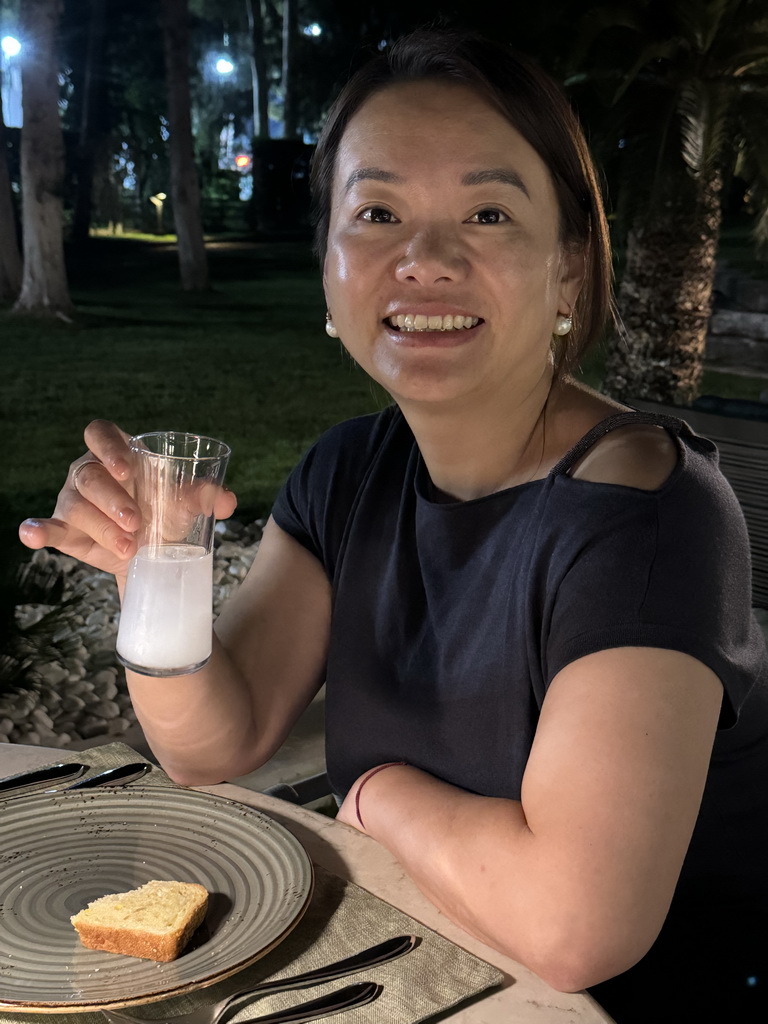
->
[340,765,659,992]
[121,519,331,787]
[125,632,280,786]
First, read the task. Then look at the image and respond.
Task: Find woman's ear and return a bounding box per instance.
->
[558,245,586,312]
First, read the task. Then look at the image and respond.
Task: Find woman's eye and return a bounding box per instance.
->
[469,209,508,224]
[361,207,397,223]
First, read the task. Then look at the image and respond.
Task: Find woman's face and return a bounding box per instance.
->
[323,80,584,410]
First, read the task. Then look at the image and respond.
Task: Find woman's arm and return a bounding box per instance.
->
[19,421,332,786]
[337,646,723,992]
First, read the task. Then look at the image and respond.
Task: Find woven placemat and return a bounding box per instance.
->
[0,742,503,1023]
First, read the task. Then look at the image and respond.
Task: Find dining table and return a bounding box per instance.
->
[0,741,616,1024]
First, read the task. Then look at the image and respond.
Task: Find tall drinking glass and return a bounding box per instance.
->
[116,431,231,677]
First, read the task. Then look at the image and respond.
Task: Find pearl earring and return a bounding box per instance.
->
[554,314,573,337]
[325,312,339,338]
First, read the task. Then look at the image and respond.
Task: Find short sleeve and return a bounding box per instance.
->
[543,453,767,727]
[271,408,400,582]
[271,440,325,564]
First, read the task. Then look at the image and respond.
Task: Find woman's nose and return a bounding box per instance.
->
[394,227,468,285]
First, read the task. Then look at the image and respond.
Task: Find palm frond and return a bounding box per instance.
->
[677,79,733,175]
[612,38,681,103]
[711,29,768,76]
[731,94,768,250]
[669,0,730,53]
[0,552,86,697]
[567,2,651,71]
[678,80,708,173]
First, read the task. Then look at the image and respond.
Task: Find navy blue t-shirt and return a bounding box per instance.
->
[273,406,768,903]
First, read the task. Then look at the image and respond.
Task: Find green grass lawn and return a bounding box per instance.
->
[2,232,766,554]
[2,237,390,541]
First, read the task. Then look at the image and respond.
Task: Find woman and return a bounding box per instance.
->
[19,29,768,1023]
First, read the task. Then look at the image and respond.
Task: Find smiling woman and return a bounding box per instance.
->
[310,36,612,384]
[320,79,587,477]
[18,27,768,1024]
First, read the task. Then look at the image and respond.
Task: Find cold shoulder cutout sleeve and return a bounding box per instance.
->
[543,416,764,727]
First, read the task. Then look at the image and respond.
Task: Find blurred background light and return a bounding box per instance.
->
[1,35,21,57]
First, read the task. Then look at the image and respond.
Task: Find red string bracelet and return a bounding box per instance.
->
[354,761,407,830]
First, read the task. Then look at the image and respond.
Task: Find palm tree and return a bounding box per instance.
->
[567,0,768,405]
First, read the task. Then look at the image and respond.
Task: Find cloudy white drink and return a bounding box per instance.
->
[117,544,213,675]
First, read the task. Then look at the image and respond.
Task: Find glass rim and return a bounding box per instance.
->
[129,431,231,461]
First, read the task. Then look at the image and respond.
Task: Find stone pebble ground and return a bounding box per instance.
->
[4,519,263,748]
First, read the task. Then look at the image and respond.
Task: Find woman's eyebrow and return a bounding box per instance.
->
[344,167,405,192]
[461,168,530,199]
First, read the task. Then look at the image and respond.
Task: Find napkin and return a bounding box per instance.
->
[0,742,503,1024]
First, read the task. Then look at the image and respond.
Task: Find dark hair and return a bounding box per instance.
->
[310,29,614,376]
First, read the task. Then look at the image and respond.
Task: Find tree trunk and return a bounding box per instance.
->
[603,163,723,407]
[246,0,270,233]
[72,0,107,246]
[246,0,269,139]
[281,0,298,139]
[13,0,73,317]
[161,0,209,291]
[0,75,22,301]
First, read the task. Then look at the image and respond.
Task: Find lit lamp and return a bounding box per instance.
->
[149,192,167,234]
[1,35,22,128]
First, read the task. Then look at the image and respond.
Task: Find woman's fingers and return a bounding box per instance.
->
[56,465,139,558]
[214,487,238,521]
[82,419,134,481]
[21,421,236,574]
[66,457,141,535]
[19,421,141,573]
[18,517,134,577]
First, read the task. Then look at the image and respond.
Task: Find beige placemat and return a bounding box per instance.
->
[1,742,503,1023]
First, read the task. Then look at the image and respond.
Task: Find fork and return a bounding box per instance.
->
[99,935,415,1024]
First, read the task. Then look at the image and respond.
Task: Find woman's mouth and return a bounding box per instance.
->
[383,313,482,332]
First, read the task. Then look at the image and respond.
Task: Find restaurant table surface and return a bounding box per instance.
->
[1,743,615,1024]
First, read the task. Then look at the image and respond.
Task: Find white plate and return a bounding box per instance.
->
[0,786,313,1011]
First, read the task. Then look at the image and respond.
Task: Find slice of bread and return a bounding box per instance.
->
[71,880,209,961]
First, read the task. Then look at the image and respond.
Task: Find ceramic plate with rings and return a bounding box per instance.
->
[0,786,313,1012]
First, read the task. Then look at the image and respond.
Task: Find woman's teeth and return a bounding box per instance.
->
[386,314,480,331]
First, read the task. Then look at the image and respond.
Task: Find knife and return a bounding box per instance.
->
[0,761,89,795]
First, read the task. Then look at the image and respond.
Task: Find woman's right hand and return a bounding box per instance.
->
[19,420,141,579]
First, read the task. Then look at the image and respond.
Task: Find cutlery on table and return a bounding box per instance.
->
[0,761,89,794]
[64,763,152,790]
[103,982,382,1024]
[99,935,417,1024]
[0,762,152,798]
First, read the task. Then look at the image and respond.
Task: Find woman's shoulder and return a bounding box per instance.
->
[550,381,702,492]
[569,421,679,490]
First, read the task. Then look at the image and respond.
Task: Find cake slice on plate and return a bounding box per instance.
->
[71,879,209,961]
